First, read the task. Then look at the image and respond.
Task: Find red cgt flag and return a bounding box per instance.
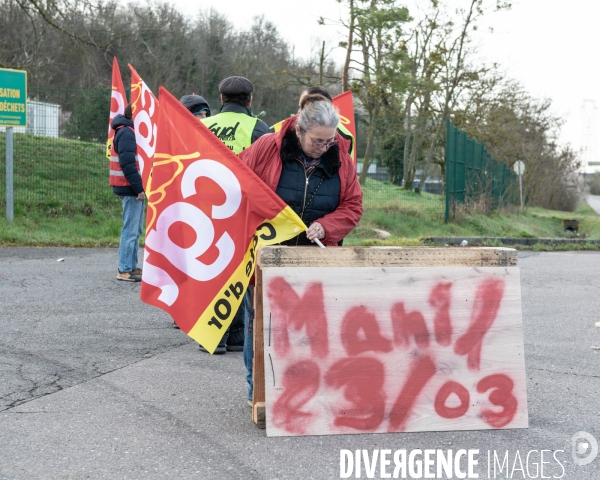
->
[128,64,157,191]
[140,87,307,353]
[106,57,127,167]
[332,90,357,164]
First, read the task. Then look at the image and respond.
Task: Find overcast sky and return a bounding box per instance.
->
[168,0,599,153]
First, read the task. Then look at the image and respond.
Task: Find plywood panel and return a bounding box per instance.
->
[261,265,528,437]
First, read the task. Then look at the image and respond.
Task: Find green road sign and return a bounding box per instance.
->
[0,68,27,127]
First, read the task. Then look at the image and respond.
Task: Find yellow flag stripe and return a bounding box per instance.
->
[271,119,284,132]
[187,206,306,353]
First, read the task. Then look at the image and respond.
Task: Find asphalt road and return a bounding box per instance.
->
[587,195,600,215]
[0,247,599,479]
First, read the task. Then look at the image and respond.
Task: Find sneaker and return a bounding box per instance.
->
[131,268,143,276]
[117,271,141,282]
[226,344,243,352]
[247,400,253,407]
[199,344,226,354]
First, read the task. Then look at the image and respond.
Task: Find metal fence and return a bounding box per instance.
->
[445,120,516,222]
[0,85,450,218]
[0,85,117,214]
[0,131,112,211]
[3,86,513,221]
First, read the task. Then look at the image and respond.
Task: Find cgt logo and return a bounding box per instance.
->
[572,431,598,466]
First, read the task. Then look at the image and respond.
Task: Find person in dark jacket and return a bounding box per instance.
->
[299,86,355,159]
[180,94,211,119]
[242,94,362,245]
[239,94,363,404]
[271,86,355,160]
[111,104,145,282]
[165,95,213,328]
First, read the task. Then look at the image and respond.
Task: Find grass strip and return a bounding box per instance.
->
[2,134,599,249]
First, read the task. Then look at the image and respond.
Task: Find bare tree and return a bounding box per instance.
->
[337,0,411,185]
[13,0,127,49]
[455,74,582,211]
[338,0,356,92]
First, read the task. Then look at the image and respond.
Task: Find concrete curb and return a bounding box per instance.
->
[422,236,600,246]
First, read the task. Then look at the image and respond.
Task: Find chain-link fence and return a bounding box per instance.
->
[0,132,112,210]
[0,85,118,215]
[0,85,456,220]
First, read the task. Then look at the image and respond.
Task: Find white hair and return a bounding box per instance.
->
[297,97,339,132]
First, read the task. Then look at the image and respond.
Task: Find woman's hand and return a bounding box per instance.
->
[306,221,325,242]
[136,192,146,201]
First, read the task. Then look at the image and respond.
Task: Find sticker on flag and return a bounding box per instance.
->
[128,64,157,190]
[141,87,307,353]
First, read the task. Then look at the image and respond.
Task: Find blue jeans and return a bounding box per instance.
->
[118,195,144,273]
[243,286,254,401]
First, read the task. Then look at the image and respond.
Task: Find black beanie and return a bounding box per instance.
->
[179,94,211,117]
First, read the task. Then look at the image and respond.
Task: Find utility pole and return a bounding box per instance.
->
[0,68,27,222]
[513,160,525,211]
[5,127,13,221]
[581,99,599,175]
[319,41,325,86]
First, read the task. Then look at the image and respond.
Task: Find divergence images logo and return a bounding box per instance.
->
[572,431,598,466]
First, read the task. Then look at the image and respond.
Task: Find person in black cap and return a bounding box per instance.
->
[200,76,269,155]
[180,94,211,119]
[165,95,213,330]
[197,77,267,356]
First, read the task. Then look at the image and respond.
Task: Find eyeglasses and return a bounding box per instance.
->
[305,132,338,149]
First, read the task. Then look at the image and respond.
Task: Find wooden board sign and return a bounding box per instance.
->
[255,247,528,437]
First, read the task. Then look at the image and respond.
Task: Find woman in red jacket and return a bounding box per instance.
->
[238,93,363,403]
[240,93,362,246]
